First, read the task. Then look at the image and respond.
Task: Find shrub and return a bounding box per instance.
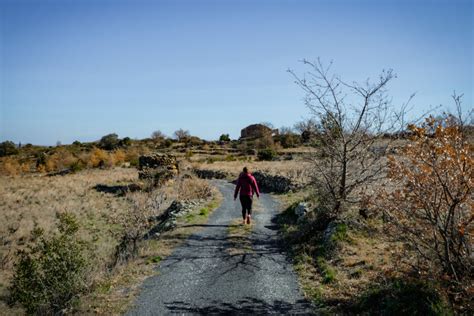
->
[9,213,88,315]
[177,177,213,201]
[0,141,19,157]
[356,279,451,315]
[219,134,230,142]
[99,133,119,150]
[119,137,132,147]
[112,191,164,266]
[88,148,112,168]
[375,116,473,304]
[257,148,277,161]
[112,149,126,165]
[44,149,77,172]
[0,157,21,176]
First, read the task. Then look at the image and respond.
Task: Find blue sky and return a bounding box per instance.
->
[1,0,472,145]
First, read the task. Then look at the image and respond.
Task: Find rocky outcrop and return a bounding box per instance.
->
[194,169,230,180]
[252,171,300,193]
[138,153,178,185]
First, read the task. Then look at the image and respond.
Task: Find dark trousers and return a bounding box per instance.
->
[239,195,253,219]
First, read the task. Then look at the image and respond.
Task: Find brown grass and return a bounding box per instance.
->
[191,159,312,183]
[0,166,222,315]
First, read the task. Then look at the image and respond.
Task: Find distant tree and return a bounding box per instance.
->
[99,133,120,150]
[174,129,190,142]
[294,118,319,142]
[72,141,82,146]
[219,134,231,142]
[119,137,132,147]
[277,126,301,148]
[151,130,166,142]
[0,141,19,157]
[56,141,62,147]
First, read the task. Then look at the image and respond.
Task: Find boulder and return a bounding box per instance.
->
[295,202,310,217]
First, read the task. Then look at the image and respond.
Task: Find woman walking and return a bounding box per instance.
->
[234,167,260,224]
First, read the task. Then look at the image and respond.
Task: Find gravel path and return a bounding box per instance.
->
[127,180,313,315]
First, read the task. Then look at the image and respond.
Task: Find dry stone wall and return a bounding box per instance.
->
[138,153,178,185]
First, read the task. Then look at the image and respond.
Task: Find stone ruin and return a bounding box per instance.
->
[138,153,179,186]
[240,124,279,139]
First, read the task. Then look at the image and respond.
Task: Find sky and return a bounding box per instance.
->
[0,0,472,145]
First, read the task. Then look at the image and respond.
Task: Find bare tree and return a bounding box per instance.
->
[294,118,319,142]
[288,59,409,218]
[151,130,166,142]
[174,129,190,142]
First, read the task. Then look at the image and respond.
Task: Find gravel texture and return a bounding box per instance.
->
[127,180,313,315]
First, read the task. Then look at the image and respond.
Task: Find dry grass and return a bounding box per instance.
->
[0,168,138,314]
[0,166,222,315]
[77,191,222,315]
[275,192,412,313]
[192,159,312,183]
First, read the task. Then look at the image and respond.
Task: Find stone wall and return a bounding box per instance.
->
[194,169,231,180]
[138,153,179,185]
[252,171,300,193]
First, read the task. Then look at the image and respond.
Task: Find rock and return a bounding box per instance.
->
[295,202,310,217]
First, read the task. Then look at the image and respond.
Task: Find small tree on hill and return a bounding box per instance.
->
[174,129,190,142]
[0,141,19,157]
[99,133,119,150]
[151,130,166,142]
[219,134,231,142]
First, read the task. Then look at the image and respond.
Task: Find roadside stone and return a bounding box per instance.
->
[294,202,310,218]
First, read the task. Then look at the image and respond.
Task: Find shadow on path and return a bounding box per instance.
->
[165,297,312,315]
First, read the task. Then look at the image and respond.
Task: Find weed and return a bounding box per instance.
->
[145,256,162,264]
[316,256,336,284]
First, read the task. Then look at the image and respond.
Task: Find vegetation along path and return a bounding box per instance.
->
[127,180,313,315]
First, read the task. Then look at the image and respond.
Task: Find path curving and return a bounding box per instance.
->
[127,180,313,315]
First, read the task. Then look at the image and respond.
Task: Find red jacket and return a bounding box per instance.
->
[234,172,260,198]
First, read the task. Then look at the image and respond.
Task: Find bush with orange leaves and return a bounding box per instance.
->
[375,115,473,308]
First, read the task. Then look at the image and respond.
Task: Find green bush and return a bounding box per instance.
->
[0,141,19,157]
[119,137,132,147]
[9,213,88,315]
[257,148,277,161]
[99,133,120,150]
[356,279,451,315]
[219,134,230,142]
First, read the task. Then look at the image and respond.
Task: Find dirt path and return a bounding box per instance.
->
[126,180,313,315]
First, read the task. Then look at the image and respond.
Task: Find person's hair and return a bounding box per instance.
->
[243,167,248,173]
